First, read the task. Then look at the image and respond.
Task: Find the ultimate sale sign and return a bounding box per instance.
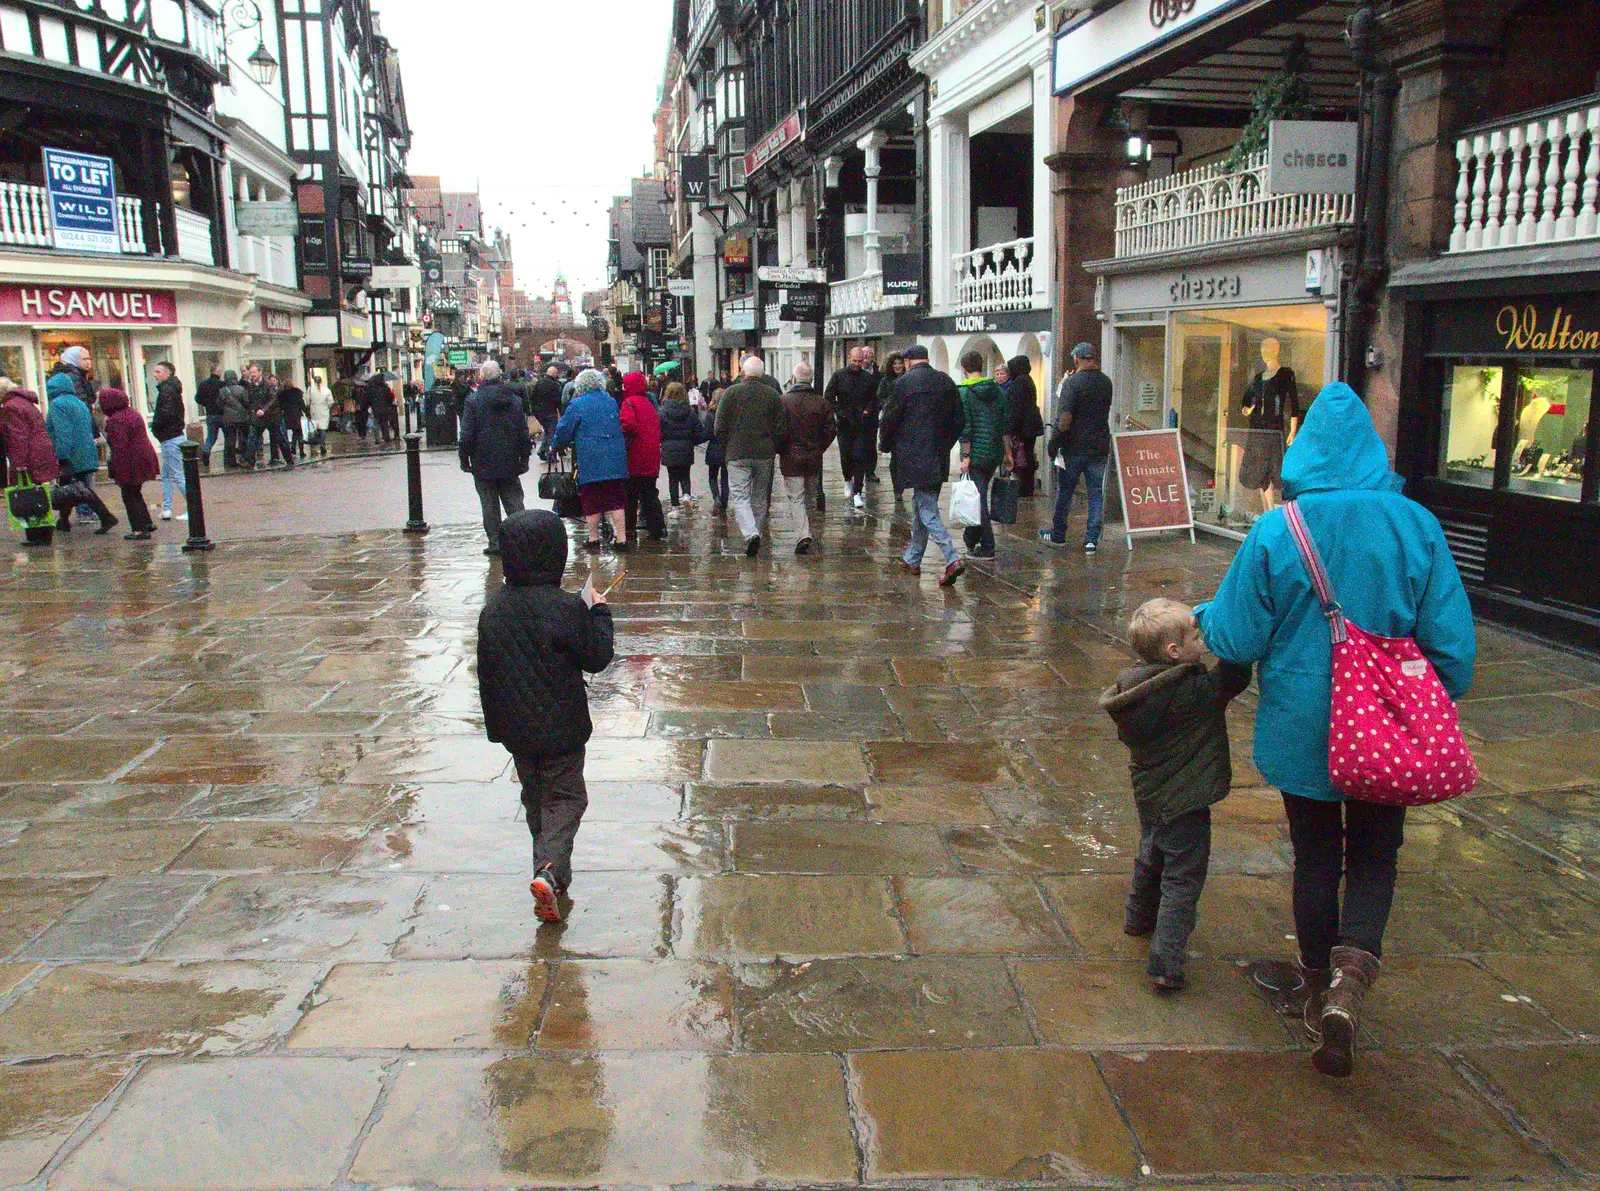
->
[1112,428,1195,548]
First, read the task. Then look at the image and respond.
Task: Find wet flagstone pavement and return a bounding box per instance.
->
[1,461,1598,1189]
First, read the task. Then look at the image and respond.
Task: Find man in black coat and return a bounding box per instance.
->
[878,344,966,585]
[459,360,532,555]
[148,361,188,520]
[476,508,615,922]
[825,347,880,511]
[528,366,563,443]
[195,367,224,469]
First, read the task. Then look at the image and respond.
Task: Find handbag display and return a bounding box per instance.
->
[1284,500,1478,806]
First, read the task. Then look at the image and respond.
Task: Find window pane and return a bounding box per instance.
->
[1507,367,1590,501]
[1439,364,1503,489]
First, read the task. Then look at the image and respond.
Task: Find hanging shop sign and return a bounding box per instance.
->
[1428,294,1600,357]
[883,254,922,305]
[724,308,757,332]
[299,216,329,265]
[744,110,803,178]
[680,154,712,203]
[667,278,696,297]
[340,258,374,279]
[340,310,371,349]
[370,264,422,290]
[757,265,826,285]
[644,306,664,333]
[1111,428,1195,548]
[234,201,301,236]
[779,284,828,323]
[621,314,642,334]
[446,347,472,366]
[1052,0,1242,95]
[1267,122,1358,195]
[0,284,176,325]
[422,257,445,284]
[42,148,120,254]
[259,307,295,335]
[724,235,752,266]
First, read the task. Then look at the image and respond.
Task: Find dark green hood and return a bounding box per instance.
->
[1280,382,1404,499]
[960,377,1005,405]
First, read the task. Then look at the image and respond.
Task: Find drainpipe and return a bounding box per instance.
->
[1342,4,1400,392]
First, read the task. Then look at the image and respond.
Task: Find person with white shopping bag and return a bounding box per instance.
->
[878,345,966,586]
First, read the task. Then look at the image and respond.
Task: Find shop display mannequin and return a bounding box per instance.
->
[1239,338,1299,511]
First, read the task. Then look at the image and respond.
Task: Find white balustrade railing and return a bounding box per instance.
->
[1447,96,1600,253]
[828,271,918,316]
[763,299,783,329]
[1115,149,1354,258]
[953,237,1035,313]
[174,206,214,265]
[1,182,148,253]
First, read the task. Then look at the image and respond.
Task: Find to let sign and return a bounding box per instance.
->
[42,148,120,254]
[0,285,177,325]
[1111,428,1195,548]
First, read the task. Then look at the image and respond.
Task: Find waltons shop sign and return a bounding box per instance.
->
[1430,296,1600,357]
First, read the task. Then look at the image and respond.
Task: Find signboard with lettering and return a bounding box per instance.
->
[260,307,295,335]
[1267,121,1358,195]
[339,310,372,349]
[621,314,642,335]
[234,201,300,236]
[883,254,921,305]
[1429,294,1600,357]
[447,347,471,366]
[757,265,826,285]
[300,216,329,265]
[680,154,712,203]
[667,278,696,297]
[1111,428,1195,548]
[0,285,176,326]
[723,235,751,266]
[1053,0,1240,95]
[370,264,421,290]
[42,148,120,254]
[724,308,757,332]
[780,284,827,323]
[744,110,803,179]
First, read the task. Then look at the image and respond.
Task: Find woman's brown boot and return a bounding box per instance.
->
[1314,946,1380,1077]
[1300,965,1332,1041]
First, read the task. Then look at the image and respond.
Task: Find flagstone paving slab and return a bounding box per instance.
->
[0,876,102,957]
[52,1056,385,1191]
[894,875,1071,954]
[0,821,203,876]
[288,959,545,1049]
[1480,954,1600,1035]
[676,875,904,958]
[539,959,734,1051]
[350,1051,858,1186]
[0,1059,128,1187]
[1465,1045,1600,1169]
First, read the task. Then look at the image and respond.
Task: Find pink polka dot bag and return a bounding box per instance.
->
[1284,500,1478,806]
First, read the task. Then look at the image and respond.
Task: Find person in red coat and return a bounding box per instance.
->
[618,371,666,543]
[99,388,160,540]
[1,383,61,546]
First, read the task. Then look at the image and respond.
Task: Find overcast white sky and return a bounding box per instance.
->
[376,0,673,304]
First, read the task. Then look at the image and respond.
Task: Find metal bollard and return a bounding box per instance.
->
[403,432,429,535]
[179,441,215,552]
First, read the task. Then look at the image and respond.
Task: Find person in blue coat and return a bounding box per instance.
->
[550,368,630,552]
[1196,381,1475,1078]
[44,371,117,533]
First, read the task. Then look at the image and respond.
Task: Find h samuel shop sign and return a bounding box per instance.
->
[0,285,177,325]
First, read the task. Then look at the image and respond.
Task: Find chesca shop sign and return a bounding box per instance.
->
[0,285,177,325]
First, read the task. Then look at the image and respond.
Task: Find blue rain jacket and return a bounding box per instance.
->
[44,373,100,474]
[550,388,629,486]
[1195,382,1476,801]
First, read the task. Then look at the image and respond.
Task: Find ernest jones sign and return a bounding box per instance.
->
[1112,428,1195,542]
[0,285,177,325]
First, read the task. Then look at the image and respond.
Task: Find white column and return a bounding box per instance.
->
[789,177,809,267]
[1031,57,1054,309]
[775,185,792,267]
[858,129,889,276]
[692,208,717,379]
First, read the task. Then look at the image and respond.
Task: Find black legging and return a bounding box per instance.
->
[707,461,729,508]
[667,465,692,505]
[1282,794,1406,969]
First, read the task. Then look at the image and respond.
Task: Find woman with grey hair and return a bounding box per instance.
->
[551,368,631,550]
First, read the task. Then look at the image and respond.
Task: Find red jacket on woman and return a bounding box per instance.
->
[100,388,160,486]
[617,371,662,477]
[1,389,60,484]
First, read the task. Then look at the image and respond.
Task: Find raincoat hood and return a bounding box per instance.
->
[498,509,568,587]
[97,388,129,414]
[9,388,39,406]
[622,372,649,398]
[1280,382,1403,499]
[959,376,1005,404]
[45,372,78,401]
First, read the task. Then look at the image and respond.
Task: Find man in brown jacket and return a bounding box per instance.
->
[778,362,835,555]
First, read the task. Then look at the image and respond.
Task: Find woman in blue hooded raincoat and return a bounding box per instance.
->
[550,369,630,552]
[1196,381,1475,1077]
[44,373,118,533]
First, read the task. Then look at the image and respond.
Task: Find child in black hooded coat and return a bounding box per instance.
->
[477,509,614,922]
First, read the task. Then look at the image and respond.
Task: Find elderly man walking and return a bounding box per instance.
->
[879,344,966,585]
[459,361,532,556]
[779,362,835,556]
[716,356,790,557]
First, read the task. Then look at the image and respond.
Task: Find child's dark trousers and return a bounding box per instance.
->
[1125,805,1211,979]
[513,748,588,893]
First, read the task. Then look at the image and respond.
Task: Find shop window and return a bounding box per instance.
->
[1438,365,1504,489]
[1508,367,1591,501]
[1170,304,1326,531]
[192,350,223,387]
[0,345,24,387]
[38,332,125,397]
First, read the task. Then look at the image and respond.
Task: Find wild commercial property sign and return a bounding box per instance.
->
[1112,428,1195,547]
[0,285,177,325]
[42,148,121,253]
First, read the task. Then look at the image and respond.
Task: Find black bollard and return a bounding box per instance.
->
[403,432,429,535]
[180,441,215,552]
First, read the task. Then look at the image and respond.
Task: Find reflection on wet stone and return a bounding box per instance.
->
[20,874,214,961]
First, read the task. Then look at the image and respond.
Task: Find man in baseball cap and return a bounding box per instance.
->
[1041,340,1113,553]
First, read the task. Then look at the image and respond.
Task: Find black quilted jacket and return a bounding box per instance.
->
[477,511,615,760]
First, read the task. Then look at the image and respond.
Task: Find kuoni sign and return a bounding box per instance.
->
[1112,428,1195,548]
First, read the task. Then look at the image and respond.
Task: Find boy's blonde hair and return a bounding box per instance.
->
[1127,598,1194,664]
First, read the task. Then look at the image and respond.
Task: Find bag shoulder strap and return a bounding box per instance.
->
[1283,499,1348,645]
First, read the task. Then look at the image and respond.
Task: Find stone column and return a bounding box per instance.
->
[927,116,969,310]
[858,129,889,276]
[789,177,809,267]
[1030,56,1054,311]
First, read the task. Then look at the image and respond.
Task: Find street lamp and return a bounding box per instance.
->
[221,1,280,88]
